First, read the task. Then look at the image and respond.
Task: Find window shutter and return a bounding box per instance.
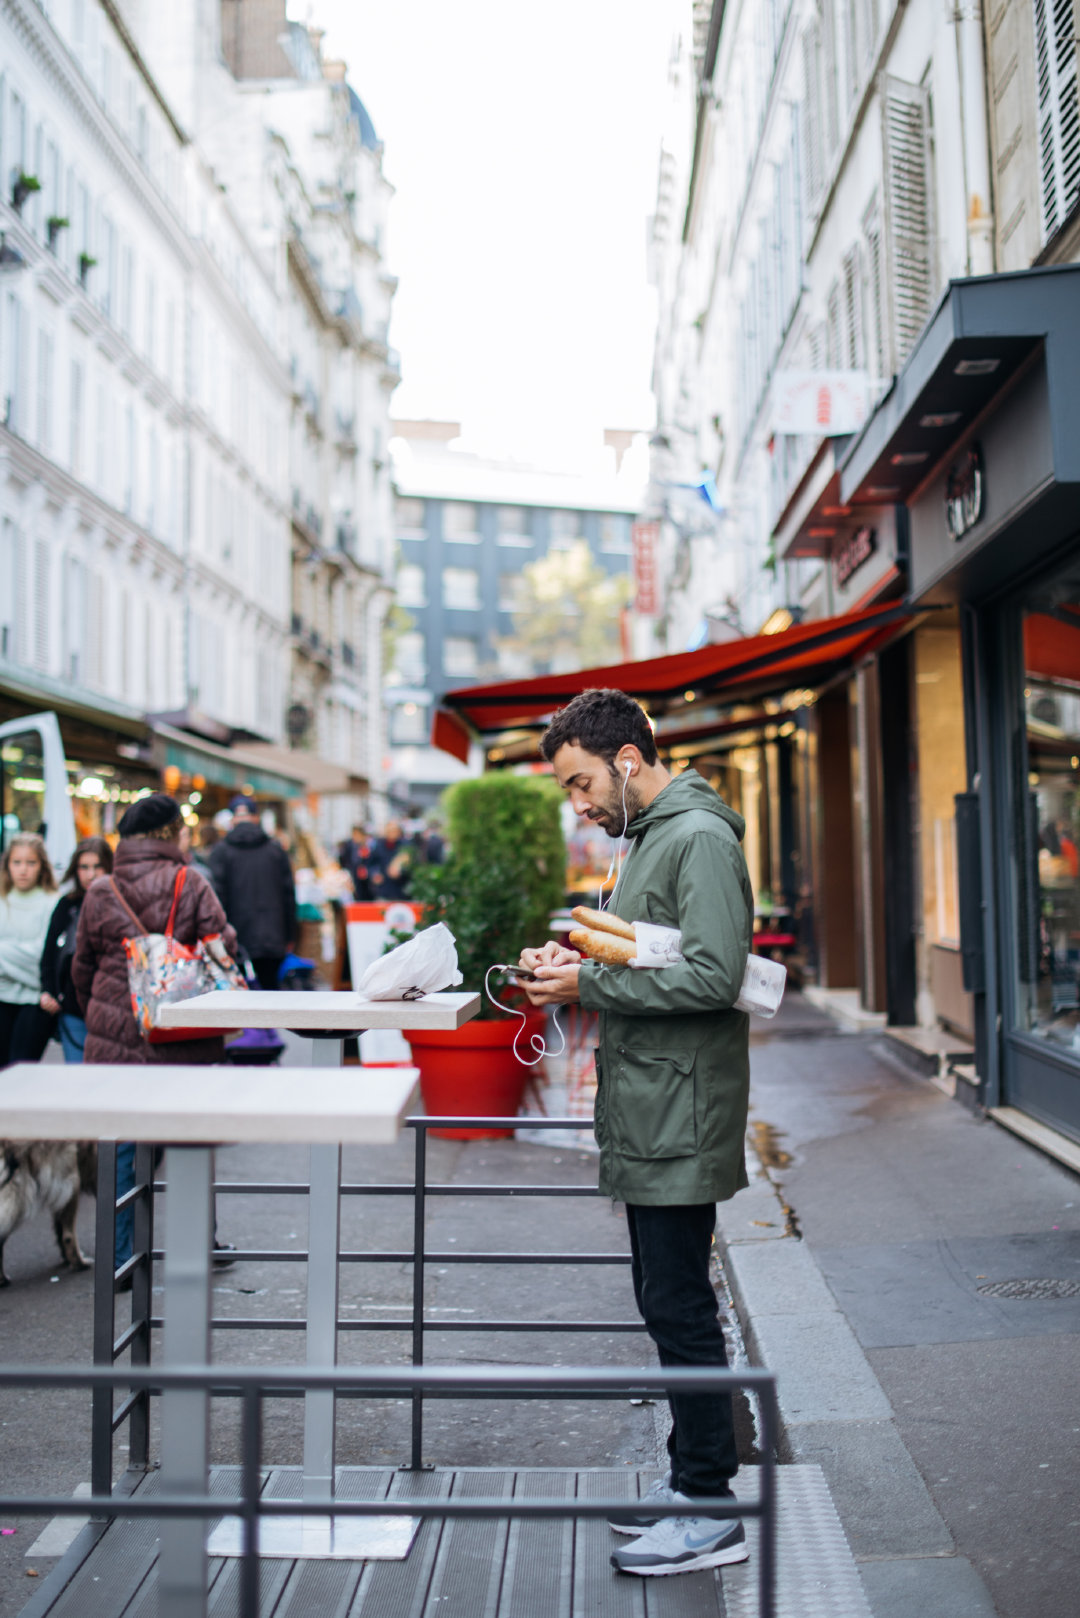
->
[33,539,50,672]
[841,245,864,368]
[0,520,23,663]
[801,23,823,212]
[862,197,887,381]
[881,77,933,371]
[86,569,104,688]
[1033,0,1080,240]
[826,279,842,367]
[62,554,85,683]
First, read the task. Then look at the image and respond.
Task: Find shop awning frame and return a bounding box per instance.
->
[435,599,918,760]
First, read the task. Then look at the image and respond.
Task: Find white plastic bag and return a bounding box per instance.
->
[356,922,463,1001]
[627,921,786,1018]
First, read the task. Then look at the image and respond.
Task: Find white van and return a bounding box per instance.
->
[0,711,77,873]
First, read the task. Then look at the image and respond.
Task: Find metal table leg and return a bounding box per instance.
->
[158,1145,213,1618]
[303,1037,344,1507]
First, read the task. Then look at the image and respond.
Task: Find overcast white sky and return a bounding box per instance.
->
[292,0,685,463]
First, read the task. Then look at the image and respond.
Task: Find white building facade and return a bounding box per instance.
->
[0,0,396,841]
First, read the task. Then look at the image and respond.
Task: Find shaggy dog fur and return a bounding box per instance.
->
[0,1141,97,1285]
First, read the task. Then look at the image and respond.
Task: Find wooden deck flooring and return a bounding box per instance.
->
[23,1467,733,1618]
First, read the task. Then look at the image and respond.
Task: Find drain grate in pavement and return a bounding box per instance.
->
[976,1277,1080,1299]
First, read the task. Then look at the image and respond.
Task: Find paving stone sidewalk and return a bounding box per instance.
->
[720,993,1080,1618]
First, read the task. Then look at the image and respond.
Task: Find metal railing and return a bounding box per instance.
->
[94,1118,653,1480]
[4,1362,780,1618]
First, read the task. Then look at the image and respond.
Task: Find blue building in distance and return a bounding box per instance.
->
[387,422,645,810]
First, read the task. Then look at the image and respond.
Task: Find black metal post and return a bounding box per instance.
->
[408,1123,427,1469]
[757,1377,780,1618]
[239,1385,262,1618]
[127,1143,154,1470]
[91,1141,118,1506]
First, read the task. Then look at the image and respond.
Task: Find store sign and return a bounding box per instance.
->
[772,370,871,436]
[632,520,660,615]
[833,526,876,589]
[945,445,984,541]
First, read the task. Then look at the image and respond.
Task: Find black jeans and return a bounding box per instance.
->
[0,1000,56,1067]
[250,957,285,992]
[625,1201,738,1497]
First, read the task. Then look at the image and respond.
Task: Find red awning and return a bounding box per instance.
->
[435,601,913,752]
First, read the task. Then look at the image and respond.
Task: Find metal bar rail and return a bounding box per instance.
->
[95,1117,652,1478]
[3,1362,780,1618]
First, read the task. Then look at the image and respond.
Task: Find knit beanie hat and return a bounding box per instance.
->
[117,793,182,838]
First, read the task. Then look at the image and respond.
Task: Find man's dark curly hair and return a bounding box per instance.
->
[540,688,658,767]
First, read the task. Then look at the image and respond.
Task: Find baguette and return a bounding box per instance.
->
[570,926,637,967]
[570,905,635,942]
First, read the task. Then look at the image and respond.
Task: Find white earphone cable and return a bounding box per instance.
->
[598,758,632,913]
[484,966,567,1067]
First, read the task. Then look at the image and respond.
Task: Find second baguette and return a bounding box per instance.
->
[570,926,637,967]
[570,905,636,941]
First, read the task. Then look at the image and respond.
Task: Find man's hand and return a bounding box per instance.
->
[40,992,61,1015]
[521,962,581,1007]
[519,941,581,972]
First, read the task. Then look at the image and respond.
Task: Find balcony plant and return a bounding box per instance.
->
[11,173,40,214]
[78,252,97,288]
[46,215,68,251]
[402,772,566,1136]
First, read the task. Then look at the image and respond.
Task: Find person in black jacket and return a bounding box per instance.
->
[208,798,297,990]
[39,837,113,1063]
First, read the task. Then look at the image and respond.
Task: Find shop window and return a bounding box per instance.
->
[1015,593,1080,1048]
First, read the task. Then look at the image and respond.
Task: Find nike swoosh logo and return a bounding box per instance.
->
[684,1529,735,1550]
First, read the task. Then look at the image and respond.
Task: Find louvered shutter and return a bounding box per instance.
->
[826,279,842,367]
[842,246,864,368]
[86,569,104,688]
[802,23,823,212]
[0,520,22,663]
[33,539,49,672]
[1033,0,1080,240]
[62,554,85,683]
[861,197,887,380]
[881,77,933,371]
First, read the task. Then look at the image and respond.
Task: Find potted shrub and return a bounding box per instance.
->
[403,772,565,1137]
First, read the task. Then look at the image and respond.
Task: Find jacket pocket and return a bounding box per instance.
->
[612,1048,697,1160]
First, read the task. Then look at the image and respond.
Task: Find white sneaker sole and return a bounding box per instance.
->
[613,1538,750,1576]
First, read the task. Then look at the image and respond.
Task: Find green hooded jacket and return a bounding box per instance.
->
[577,770,753,1206]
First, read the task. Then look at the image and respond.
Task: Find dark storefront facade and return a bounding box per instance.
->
[840,263,1080,1155]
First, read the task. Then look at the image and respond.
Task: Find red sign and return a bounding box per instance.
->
[833,526,876,589]
[632,521,659,615]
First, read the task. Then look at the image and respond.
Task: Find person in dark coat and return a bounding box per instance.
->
[368,820,413,900]
[39,836,113,1063]
[72,794,238,1272]
[338,824,373,901]
[208,797,297,990]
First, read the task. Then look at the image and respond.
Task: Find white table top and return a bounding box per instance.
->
[156,989,481,1032]
[0,1064,421,1145]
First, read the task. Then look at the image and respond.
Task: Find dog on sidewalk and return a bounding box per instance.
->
[0,1141,97,1286]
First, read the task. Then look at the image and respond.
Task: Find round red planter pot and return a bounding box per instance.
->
[405,1014,546,1139]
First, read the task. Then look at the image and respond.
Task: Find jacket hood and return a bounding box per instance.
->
[225,821,269,849]
[628,769,745,842]
[113,838,185,871]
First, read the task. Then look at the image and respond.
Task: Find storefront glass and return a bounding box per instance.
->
[1015,587,1080,1050]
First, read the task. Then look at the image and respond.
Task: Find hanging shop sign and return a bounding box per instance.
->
[833,526,877,589]
[772,370,871,436]
[945,445,984,541]
[632,520,660,615]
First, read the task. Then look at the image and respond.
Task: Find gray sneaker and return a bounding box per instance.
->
[608,1472,676,1535]
[610,1492,748,1577]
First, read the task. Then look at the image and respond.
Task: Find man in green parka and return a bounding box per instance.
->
[521,687,753,1579]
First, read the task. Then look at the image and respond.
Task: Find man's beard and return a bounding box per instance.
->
[588,769,642,838]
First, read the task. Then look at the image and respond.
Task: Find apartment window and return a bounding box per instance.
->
[550,511,584,548]
[395,496,425,534]
[1034,0,1080,241]
[36,329,53,454]
[599,514,632,554]
[32,538,50,672]
[144,273,156,365]
[444,501,479,540]
[393,631,426,684]
[0,520,22,662]
[391,702,429,745]
[497,643,532,678]
[497,572,523,612]
[498,506,531,545]
[881,77,933,371]
[63,555,86,683]
[69,360,83,475]
[444,635,479,677]
[443,566,480,610]
[396,562,426,608]
[4,294,23,433]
